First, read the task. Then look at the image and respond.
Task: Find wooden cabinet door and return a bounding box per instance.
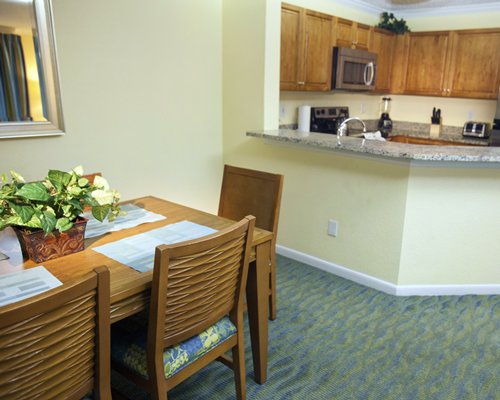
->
[390,34,410,94]
[354,23,371,50]
[446,29,500,99]
[335,18,354,48]
[370,28,394,92]
[404,31,452,96]
[335,18,370,50]
[302,9,332,90]
[280,4,303,90]
[280,4,332,91]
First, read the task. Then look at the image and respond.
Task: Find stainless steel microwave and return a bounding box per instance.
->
[331,47,377,91]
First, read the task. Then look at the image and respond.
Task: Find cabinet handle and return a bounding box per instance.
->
[304,32,309,82]
[298,81,305,85]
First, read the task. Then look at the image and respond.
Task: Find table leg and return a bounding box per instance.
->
[246,240,270,384]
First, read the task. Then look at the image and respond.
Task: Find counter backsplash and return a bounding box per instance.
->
[279,120,463,136]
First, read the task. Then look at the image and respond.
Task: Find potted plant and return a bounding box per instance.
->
[377,12,410,34]
[0,166,122,262]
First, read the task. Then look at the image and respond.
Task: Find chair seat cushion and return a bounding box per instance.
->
[111,314,237,379]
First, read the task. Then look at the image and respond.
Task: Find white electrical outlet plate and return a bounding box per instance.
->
[328,219,338,237]
[280,104,286,118]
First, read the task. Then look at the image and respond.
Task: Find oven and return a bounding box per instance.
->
[310,107,349,134]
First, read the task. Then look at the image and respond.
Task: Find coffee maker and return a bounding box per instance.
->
[378,97,392,138]
[488,90,500,146]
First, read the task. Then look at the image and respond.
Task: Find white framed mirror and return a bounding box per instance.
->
[0,0,64,139]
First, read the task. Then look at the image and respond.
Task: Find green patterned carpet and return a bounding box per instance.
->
[113,255,500,399]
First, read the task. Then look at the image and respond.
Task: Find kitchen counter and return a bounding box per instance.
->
[246,128,500,163]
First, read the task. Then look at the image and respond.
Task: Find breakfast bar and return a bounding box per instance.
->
[247,128,500,164]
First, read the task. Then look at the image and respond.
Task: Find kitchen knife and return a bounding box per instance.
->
[431,107,439,124]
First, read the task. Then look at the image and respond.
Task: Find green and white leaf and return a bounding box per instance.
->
[15,182,50,202]
[40,211,57,234]
[55,217,73,232]
[8,201,35,223]
[48,169,71,191]
[92,205,110,222]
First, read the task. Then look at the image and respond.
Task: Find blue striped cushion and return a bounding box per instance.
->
[111,314,237,379]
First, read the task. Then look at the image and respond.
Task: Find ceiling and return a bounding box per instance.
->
[337,0,500,15]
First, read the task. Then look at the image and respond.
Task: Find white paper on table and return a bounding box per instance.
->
[93,220,218,273]
[0,266,62,307]
[84,203,167,238]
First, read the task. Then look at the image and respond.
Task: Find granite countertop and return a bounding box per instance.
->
[246,128,500,163]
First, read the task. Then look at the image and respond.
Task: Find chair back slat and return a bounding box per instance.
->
[150,217,255,348]
[0,267,110,400]
[218,165,283,234]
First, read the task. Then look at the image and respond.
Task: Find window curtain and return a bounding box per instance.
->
[0,34,32,122]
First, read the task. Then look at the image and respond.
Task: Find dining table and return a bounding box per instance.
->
[0,196,272,384]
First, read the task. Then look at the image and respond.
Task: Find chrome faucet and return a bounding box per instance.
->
[337,117,367,144]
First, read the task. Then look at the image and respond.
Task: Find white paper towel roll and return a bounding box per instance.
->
[298,105,311,132]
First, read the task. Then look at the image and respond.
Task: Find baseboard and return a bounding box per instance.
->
[276,245,500,296]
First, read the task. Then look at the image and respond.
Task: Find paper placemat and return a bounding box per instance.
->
[84,203,167,238]
[0,266,62,307]
[93,220,217,273]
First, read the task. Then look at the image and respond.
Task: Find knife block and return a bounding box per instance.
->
[430,123,441,138]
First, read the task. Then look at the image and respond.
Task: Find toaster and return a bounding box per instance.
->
[463,121,490,138]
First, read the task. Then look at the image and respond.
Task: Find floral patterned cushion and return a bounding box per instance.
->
[111,314,237,379]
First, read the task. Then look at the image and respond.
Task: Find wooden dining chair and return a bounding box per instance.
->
[110,216,255,400]
[218,165,284,320]
[0,266,111,400]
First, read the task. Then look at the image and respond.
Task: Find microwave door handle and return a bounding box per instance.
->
[364,62,375,86]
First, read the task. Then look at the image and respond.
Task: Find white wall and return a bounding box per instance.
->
[0,0,224,212]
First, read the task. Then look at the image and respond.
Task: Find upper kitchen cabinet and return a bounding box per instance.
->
[334,18,370,50]
[394,28,500,99]
[280,3,333,91]
[369,28,394,92]
[446,29,500,99]
[403,31,452,97]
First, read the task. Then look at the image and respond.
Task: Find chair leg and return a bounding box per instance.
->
[268,248,277,321]
[232,330,247,400]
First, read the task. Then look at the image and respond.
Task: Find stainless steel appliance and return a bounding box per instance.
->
[463,121,490,138]
[310,107,349,134]
[332,47,377,91]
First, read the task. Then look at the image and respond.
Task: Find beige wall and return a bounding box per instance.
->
[0,0,224,212]
[223,0,409,283]
[1,0,499,287]
[399,167,500,285]
[223,0,500,286]
[280,92,497,128]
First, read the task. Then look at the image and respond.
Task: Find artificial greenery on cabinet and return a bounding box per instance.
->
[377,12,410,34]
